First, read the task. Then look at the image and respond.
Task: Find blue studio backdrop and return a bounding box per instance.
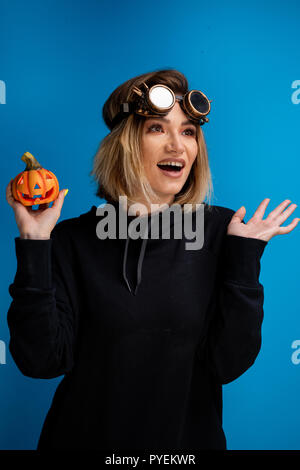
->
[0,0,299,450]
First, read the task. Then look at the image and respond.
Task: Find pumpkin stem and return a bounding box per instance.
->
[21,152,42,170]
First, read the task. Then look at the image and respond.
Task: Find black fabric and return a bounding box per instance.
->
[7,201,268,450]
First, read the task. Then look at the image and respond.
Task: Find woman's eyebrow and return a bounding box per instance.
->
[148,116,196,127]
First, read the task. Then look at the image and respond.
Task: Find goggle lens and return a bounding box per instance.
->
[190,91,210,114]
[149,86,175,109]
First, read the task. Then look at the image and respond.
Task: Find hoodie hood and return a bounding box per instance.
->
[112,199,177,296]
[92,199,203,297]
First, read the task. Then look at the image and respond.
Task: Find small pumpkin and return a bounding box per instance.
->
[12,152,59,206]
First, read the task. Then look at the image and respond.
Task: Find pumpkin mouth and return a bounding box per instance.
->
[19,187,55,201]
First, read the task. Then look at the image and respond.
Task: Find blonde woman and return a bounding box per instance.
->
[6,69,299,450]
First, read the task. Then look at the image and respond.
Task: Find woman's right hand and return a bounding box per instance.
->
[6,179,69,239]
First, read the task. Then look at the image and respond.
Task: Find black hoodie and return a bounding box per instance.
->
[7,200,268,450]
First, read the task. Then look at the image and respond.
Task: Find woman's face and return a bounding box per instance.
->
[140,101,198,206]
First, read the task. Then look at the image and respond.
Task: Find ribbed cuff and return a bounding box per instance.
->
[223,234,268,285]
[14,237,53,289]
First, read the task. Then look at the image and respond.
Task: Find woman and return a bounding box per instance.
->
[6,69,299,450]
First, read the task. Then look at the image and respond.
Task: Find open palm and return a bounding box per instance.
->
[227,199,299,242]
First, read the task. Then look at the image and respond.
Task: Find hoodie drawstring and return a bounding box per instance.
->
[122,225,150,296]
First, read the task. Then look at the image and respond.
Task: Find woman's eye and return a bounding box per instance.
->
[148,124,162,132]
[148,124,195,136]
[184,128,196,136]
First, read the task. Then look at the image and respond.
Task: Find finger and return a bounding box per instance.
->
[51,189,67,212]
[231,206,246,223]
[276,203,298,225]
[266,199,292,220]
[277,217,300,235]
[248,198,271,222]
[6,179,25,210]
[6,179,16,207]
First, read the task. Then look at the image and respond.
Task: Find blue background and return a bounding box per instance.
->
[1,0,300,450]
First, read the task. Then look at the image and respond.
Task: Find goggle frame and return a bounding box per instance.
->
[110,82,212,129]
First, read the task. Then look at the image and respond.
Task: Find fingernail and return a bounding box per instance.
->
[64,189,69,197]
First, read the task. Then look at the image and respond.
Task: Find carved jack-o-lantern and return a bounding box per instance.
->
[12,152,59,206]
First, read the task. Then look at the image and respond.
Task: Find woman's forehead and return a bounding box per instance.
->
[144,115,197,127]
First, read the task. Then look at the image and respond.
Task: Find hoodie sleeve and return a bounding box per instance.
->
[7,223,80,379]
[200,214,268,385]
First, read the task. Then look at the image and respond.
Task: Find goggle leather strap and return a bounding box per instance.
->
[110,102,133,129]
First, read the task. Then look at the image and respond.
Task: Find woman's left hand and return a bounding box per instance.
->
[227,199,300,242]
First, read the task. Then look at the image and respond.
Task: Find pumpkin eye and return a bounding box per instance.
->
[34,183,40,189]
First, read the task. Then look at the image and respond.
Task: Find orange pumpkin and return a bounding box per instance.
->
[12,152,59,206]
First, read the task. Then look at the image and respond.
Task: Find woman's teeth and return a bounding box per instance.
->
[157,162,183,171]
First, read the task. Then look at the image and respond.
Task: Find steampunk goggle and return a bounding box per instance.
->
[110,82,212,129]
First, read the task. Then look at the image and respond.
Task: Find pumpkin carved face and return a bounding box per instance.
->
[12,152,60,206]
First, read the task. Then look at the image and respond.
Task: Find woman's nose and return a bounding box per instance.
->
[165,133,185,154]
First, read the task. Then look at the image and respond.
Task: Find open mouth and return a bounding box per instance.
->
[157,164,182,172]
[157,162,185,177]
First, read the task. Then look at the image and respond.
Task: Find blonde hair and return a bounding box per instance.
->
[90,68,214,212]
